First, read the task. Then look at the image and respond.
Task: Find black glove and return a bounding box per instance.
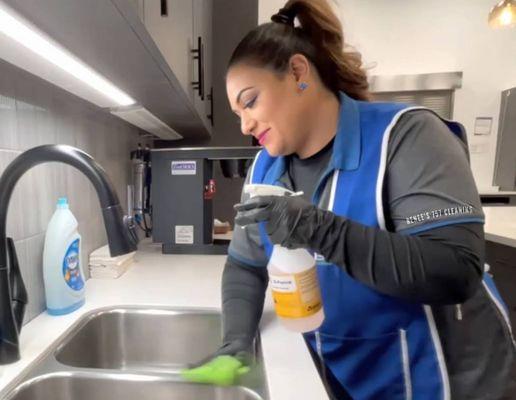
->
[234,195,328,249]
[189,337,254,368]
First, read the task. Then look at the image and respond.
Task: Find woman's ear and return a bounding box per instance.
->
[288,54,311,84]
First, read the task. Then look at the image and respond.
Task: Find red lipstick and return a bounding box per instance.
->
[257,129,270,145]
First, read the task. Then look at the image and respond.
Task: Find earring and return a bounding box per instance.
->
[299,82,308,91]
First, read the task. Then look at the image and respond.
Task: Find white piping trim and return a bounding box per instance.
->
[315,330,324,361]
[315,330,329,385]
[375,106,428,230]
[423,305,451,400]
[399,329,413,400]
[328,170,340,212]
[483,280,515,342]
[248,149,263,183]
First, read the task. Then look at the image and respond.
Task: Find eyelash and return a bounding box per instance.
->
[244,96,257,109]
[235,96,257,124]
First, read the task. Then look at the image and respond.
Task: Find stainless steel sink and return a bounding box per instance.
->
[0,307,269,400]
[55,308,222,370]
[5,372,263,400]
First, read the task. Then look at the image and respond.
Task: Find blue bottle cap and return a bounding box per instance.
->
[57,197,69,209]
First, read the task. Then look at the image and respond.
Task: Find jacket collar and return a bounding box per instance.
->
[263,91,362,185]
[330,91,361,171]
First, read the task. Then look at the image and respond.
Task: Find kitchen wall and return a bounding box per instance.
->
[0,58,143,324]
[259,0,516,190]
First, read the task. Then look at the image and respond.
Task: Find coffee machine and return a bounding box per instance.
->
[151,147,259,254]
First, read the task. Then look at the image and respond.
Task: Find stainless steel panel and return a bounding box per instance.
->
[493,88,516,190]
[369,71,463,93]
[373,89,454,119]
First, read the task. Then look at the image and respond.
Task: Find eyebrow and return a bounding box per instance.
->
[236,87,254,105]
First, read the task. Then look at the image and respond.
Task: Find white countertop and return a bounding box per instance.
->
[479,190,516,195]
[483,206,516,248]
[0,240,327,399]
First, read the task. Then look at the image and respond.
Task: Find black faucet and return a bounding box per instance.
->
[0,144,138,364]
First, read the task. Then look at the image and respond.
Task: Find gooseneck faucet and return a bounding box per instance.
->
[0,144,137,364]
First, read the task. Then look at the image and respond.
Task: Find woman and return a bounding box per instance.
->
[182,1,514,398]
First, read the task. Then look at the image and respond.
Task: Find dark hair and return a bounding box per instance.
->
[228,0,371,101]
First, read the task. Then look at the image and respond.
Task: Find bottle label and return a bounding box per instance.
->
[62,238,84,291]
[269,267,322,318]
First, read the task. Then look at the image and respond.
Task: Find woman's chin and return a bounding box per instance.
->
[264,144,288,157]
[264,144,278,156]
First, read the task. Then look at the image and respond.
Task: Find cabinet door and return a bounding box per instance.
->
[143,0,194,101]
[192,0,213,133]
[486,240,516,400]
[127,0,145,20]
[486,241,516,333]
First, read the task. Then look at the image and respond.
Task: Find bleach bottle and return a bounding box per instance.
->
[43,197,85,315]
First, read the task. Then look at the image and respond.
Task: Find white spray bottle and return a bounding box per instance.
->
[244,184,325,332]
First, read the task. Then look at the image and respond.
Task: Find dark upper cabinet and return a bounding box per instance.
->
[141,0,213,135]
[1,0,213,141]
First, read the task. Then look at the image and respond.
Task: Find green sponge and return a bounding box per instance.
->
[180,355,251,386]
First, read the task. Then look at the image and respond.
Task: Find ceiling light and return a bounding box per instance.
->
[488,0,516,28]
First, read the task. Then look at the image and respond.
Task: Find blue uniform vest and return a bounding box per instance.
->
[247,93,498,399]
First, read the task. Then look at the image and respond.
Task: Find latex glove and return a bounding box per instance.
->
[234,195,324,249]
[181,355,250,386]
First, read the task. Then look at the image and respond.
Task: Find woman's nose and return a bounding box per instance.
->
[241,114,256,136]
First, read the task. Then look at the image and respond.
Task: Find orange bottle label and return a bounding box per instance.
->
[269,267,322,319]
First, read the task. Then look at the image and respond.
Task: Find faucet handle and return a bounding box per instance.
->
[102,204,138,256]
[123,215,139,246]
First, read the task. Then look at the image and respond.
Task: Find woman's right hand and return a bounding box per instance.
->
[180,355,250,386]
[180,339,253,386]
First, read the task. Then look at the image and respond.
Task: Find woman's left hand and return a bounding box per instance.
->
[234,195,321,249]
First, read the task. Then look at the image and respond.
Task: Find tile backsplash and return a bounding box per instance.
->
[0,59,144,324]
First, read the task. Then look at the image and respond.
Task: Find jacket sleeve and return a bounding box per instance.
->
[220,256,268,350]
[219,171,269,355]
[311,218,484,304]
[310,110,485,305]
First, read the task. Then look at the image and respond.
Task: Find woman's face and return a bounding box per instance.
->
[226,63,310,157]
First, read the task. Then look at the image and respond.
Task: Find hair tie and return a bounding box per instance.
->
[271,7,296,27]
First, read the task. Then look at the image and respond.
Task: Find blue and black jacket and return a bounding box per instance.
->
[243,92,514,399]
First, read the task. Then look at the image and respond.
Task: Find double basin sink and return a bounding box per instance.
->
[1,307,269,400]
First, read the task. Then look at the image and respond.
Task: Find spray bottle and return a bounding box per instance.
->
[244,184,324,332]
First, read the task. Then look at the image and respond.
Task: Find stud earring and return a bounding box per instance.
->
[299,82,308,91]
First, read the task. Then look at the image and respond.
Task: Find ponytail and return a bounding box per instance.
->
[228,0,371,101]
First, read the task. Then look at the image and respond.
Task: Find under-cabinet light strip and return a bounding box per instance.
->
[0,5,135,106]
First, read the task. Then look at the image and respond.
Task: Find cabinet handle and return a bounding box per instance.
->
[207,87,214,126]
[160,0,168,16]
[191,36,204,100]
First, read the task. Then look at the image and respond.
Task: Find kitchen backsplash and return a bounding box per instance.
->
[0,59,143,324]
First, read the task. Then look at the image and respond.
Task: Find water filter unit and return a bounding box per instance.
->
[43,197,85,315]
